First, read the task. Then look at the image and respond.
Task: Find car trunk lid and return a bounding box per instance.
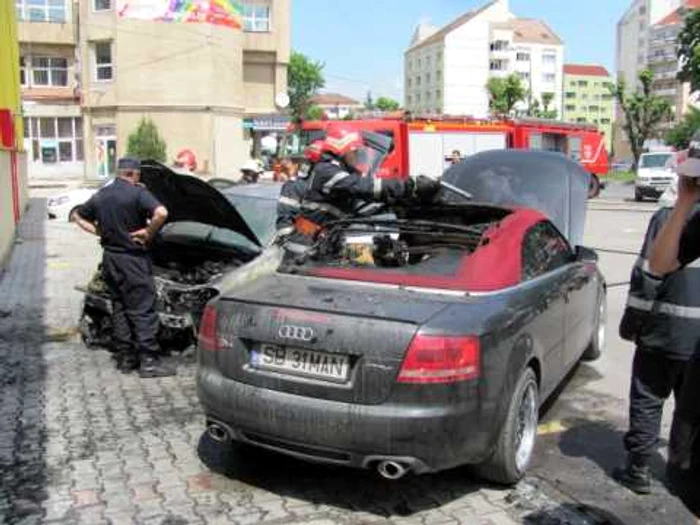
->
[209,274,455,405]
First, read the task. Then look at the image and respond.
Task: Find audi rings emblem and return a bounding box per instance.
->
[278,325,315,342]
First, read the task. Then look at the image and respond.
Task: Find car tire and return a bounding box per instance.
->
[634,189,643,202]
[582,292,606,362]
[474,368,539,485]
[588,175,601,199]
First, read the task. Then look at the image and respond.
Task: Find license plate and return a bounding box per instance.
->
[251,344,350,382]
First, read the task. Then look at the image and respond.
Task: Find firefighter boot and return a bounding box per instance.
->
[138,354,176,378]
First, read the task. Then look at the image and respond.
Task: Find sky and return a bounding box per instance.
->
[291,0,631,102]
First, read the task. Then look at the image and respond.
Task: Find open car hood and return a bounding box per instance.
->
[441,150,590,246]
[139,160,261,247]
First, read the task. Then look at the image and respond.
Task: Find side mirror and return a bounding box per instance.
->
[575,245,598,263]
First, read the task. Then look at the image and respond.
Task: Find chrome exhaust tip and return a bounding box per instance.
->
[377,460,410,480]
[206,423,229,443]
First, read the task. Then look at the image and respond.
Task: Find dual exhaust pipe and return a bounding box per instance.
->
[206,422,412,480]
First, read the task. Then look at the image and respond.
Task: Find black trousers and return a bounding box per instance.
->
[667,353,700,518]
[623,347,687,465]
[102,251,160,359]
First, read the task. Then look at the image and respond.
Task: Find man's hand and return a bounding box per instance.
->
[71,209,99,236]
[410,175,442,202]
[676,175,700,210]
[130,228,152,246]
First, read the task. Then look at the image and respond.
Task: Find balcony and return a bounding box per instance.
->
[18,20,76,45]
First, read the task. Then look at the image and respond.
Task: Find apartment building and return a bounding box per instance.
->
[17,0,290,181]
[17,0,82,178]
[616,0,682,91]
[403,0,564,119]
[562,65,614,151]
[647,1,700,122]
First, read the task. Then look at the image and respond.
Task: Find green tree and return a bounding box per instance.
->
[306,105,324,120]
[375,96,401,111]
[288,51,325,122]
[486,74,527,117]
[126,117,167,162]
[540,92,557,119]
[665,106,700,149]
[612,69,672,171]
[365,91,375,110]
[677,10,700,93]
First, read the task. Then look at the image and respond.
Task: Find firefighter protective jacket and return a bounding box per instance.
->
[620,205,700,361]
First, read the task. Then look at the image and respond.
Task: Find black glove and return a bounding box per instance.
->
[408,175,441,202]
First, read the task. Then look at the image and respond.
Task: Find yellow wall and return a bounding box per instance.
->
[0,0,23,149]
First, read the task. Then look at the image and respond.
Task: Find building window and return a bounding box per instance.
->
[416,93,421,102]
[93,0,112,11]
[19,57,26,86]
[94,42,113,81]
[565,92,576,99]
[437,51,442,61]
[407,95,412,105]
[565,104,576,111]
[516,52,531,61]
[542,53,557,65]
[243,3,271,32]
[416,76,421,86]
[542,73,556,83]
[426,91,432,102]
[30,57,68,86]
[418,58,422,68]
[600,118,611,124]
[425,73,431,83]
[490,40,510,51]
[578,80,588,87]
[518,72,530,81]
[436,88,441,99]
[437,70,441,81]
[490,60,506,71]
[16,0,67,22]
[407,78,412,88]
[24,117,83,164]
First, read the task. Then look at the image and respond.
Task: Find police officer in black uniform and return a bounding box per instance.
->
[648,136,700,520]
[72,157,175,378]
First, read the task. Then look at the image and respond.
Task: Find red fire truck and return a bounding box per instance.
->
[282,115,609,196]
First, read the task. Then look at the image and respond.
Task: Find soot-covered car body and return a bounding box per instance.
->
[79,161,280,352]
[196,150,606,484]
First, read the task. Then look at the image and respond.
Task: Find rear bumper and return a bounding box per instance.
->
[197,367,495,473]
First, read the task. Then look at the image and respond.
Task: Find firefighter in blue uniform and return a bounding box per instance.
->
[72,157,175,378]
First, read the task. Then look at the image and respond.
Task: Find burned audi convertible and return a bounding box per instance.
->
[79,161,280,352]
[197,150,606,484]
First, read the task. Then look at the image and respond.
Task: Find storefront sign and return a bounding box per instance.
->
[117,0,243,30]
[243,116,290,132]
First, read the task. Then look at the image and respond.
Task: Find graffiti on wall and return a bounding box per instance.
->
[117,0,243,29]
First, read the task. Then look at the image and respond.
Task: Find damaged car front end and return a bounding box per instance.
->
[79,162,280,353]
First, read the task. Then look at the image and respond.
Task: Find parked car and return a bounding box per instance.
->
[196,150,606,485]
[47,183,108,221]
[635,152,677,201]
[79,161,280,352]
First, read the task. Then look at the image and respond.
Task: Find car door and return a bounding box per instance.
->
[563,251,600,370]
[520,221,571,396]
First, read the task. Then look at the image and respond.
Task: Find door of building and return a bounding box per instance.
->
[94,126,117,178]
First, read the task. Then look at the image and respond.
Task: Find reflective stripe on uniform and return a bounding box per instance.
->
[627,295,653,311]
[278,196,301,208]
[629,295,700,319]
[373,177,382,199]
[322,171,351,194]
[299,200,347,218]
[276,226,295,236]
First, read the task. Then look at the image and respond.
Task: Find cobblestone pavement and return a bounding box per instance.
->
[0,199,602,525]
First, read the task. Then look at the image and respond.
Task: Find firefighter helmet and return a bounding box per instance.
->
[320,127,364,158]
[303,140,324,164]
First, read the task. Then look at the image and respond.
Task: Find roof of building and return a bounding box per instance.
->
[509,18,563,45]
[407,0,498,51]
[656,0,700,26]
[310,93,362,106]
[563,64,611,77]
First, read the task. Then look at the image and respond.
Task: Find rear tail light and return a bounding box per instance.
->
[398,335,480,384]
[198,303,220,351]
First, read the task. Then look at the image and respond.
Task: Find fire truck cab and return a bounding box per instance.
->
[281,115,609,197]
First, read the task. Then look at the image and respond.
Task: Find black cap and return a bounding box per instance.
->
[117,157,141,171]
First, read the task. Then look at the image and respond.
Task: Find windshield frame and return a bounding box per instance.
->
[640,153,673,169]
